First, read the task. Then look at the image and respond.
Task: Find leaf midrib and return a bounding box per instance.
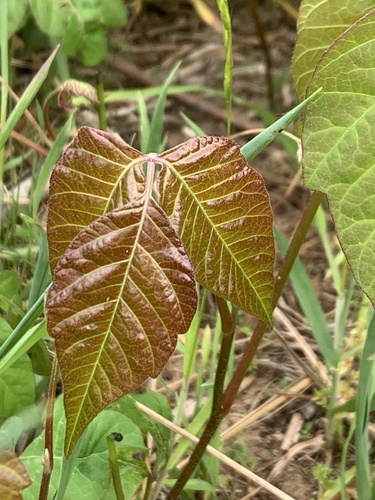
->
[161,159,269,319]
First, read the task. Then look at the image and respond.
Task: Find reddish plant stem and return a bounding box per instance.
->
[223,190,324,412]
[166,298,235,499]
[39,356,59,500]
[167,190,324,498]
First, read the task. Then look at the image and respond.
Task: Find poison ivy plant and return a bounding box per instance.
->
[0,450,31,499]
[46,127,275,455]
[298,9,375,306]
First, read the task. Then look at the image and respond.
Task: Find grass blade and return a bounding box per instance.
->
[0,320,47,375]
[0,45,59,152]
[240,88,321,162]
[355,310,375,499]
[216,0,233,134]
[146,62,181,153]
[0,286,49,359]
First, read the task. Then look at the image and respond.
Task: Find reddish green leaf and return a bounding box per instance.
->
[0,451,31,500]
[47,198,197,455]
[47,127,146,271]
[158,136,274,325]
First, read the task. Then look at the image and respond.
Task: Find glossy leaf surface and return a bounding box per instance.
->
[292,0,374,99]
[302,11,375,304]
[159,136,274,325]
[47,199,197,454]
[47,127,146,271]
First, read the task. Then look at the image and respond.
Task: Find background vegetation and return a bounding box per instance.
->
[1,1,375,499]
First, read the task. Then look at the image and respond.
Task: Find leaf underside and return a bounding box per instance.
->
[302,10,375,304]
[47,199,197,455]
[159,136,274,325]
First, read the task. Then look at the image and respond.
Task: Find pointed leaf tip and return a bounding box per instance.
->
[47,126,147,272]
[159,136,275,325]
[47,199,197,455]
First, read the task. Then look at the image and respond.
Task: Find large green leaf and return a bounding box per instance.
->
[47,199,197,455]
[292,0,374,99]
[47,127,146,271]
[22,397,147,500]
[111,392,172,468]
[301,10,375,305]
[158,137,274,325]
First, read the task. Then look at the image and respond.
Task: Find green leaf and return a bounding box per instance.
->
[302,10,375,306]
[6,0,29,38]
[0,319,35,418]
[292,0,374,99]
[112,393,171,467]
[78,27,107,66]
[47,127,146,272]
[0,406,42,454]
[22,397,146,500]
[159,136,275,325]
[29,0,74,39]
[61,12,84,56]
[47,199,197,455]
[72,0,128,28]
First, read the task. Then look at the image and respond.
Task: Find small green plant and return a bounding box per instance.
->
[6,0,128,66]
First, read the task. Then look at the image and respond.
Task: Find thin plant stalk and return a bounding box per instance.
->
[39,357,59,500]
[96,71,107,131]
[107,434,125,500]
[327,271,355,445]
[167,297,236,498]
[167,190,324,498]
[216,0,233,135]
